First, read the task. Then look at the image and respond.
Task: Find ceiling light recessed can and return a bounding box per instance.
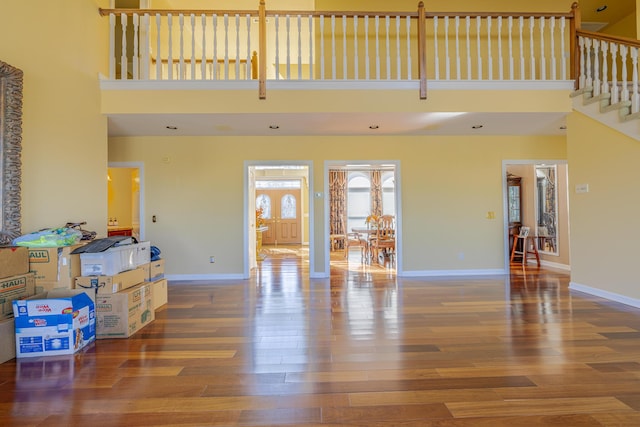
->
[369,125,379,130]
[596,5,607,12]
[559,125,567,130]
[269,125,279,130]
[166,125,178,130]
[471,124,483,129]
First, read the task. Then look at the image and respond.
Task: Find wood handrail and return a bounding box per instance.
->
[577,29,640,48]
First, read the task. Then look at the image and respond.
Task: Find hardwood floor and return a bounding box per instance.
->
[1,250,640,426]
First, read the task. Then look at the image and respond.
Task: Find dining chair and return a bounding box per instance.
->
[344,228,368,262]
[329,216,346,251]
[370,215,395,266]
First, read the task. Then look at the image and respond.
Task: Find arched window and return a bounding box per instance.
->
[347,173,371,231]
[382,172,395,216]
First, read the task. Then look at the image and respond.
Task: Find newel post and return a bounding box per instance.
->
[569,2,581,90]
[418,1,427,99]
[259,0,267,99]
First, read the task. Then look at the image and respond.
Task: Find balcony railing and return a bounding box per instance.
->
[100,1,587,99]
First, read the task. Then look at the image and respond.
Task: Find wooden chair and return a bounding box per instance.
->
[370,215,396,266]
[510,226,540,267]
[329,216,346,251]
[344,229,368,262]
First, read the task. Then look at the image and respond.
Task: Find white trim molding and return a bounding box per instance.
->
[569,282,640,309]
[400,268,506,278]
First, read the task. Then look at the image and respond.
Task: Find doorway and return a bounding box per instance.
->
[108,162,144,241]
[246,163,311,277]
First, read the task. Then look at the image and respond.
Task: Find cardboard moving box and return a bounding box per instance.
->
[0,273,36,319]
[0,246,29,279]
[0,317,16,364]
[95,282,154,339]
[151,278,168,310]
[75,267,146,295]
[149,259,165,281]
[12,289,96,358]
[28,244,84,292]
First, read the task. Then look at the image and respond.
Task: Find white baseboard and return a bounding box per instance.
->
[569,282,640,309]
[539,260,571,271]
[165,274,245,281]
[399,268,506,278]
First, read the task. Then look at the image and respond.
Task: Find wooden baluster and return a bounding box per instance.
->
[178,14,185,80]
[190,14,196,80]
[396,16,401,80]
[560,17,566,79]
[365,16,370,80]
[200,15,207,79]
[529,16,535,80]
[258,0,266,97]
[385,16,391,80]
[476,17,482,80]
[454,16,460,80]
[140,13,150,80]
[274,15,280,80]
[155,14,162,79]
[235,14,241,80]
[120,13,128,80]
[487,16,492,80]
[406,16,412,80]
[343,15,347,79]
[632,47,639,113]
[585,38,593,88]
[610,43,619,103]
[601,41,609,95]
[375,16,381,79]
[109,13,116,79]
[550,17,556,80]
[539,17,546,80]
[497,16,503,81]
[133,13,139,80]
[331,15,336,79]
[578,36,586,89]
[297,15,302,80]
[246,14,252,81]
[465,16,471,79]
[444,16,450,80]
[354,16,359,79]
[417,1,426,98]
[320,15,325,80]
[167,13,173,80]
[519,17,524,80]
[434,16,439,80]
[309,15,313,80]
[508,16,514,80]
[593,39,601,96]
[212,14,218,80]
[286,15,291,80]
[223,14,229,80]
[621,44,629,102]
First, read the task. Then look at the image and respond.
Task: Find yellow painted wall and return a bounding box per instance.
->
[603,11,637,39]
[108,168,135,227]
[0,0,109,236]
[567,111,640,299]
[109,134,566,276]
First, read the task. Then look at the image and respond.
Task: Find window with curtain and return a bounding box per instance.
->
[347,173,371,231]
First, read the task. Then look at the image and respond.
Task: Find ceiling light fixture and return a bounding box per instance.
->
[269,125,279,130]
[166,125,178,130]
[559,125,567,130]
[471,124,483,129]
[369,125,379,130]
[596,5,607,12]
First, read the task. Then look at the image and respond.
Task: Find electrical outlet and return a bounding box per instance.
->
[209,256,215,263]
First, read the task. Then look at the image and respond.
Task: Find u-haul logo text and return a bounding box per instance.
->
[29,250,50,263]
[0,277,26,290]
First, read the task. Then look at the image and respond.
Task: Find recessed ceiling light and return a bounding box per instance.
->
[369,125,379,130]
[596,5,607,12]
[166,125,178,130]
[471,124,483,129]
[269,125,279,130]
[559,125,567,130]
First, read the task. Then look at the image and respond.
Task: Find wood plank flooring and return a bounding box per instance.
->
[1,247,640,426]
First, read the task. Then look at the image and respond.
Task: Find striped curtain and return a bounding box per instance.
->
[329,170,347,248]
[370,169,382,217]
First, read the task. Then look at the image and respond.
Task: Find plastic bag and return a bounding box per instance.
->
[12,227,83,247]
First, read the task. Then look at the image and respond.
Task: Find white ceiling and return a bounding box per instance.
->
[107,111,568,137]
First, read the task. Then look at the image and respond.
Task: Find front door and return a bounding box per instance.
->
[256,189,301,245]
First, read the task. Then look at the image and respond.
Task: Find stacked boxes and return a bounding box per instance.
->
[94,282,154,339]
[28,243,84,293]
[0,246,35,363]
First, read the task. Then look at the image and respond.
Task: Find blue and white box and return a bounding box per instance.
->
[12,290,96,358]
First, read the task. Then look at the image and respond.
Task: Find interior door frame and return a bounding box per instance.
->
[108,161,145,241]
[244,161,314,279]
[324,160,403,275]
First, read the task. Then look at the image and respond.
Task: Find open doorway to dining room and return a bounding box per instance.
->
[326,162,401,274]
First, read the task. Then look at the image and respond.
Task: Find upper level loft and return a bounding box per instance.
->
[99,1,640,138]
